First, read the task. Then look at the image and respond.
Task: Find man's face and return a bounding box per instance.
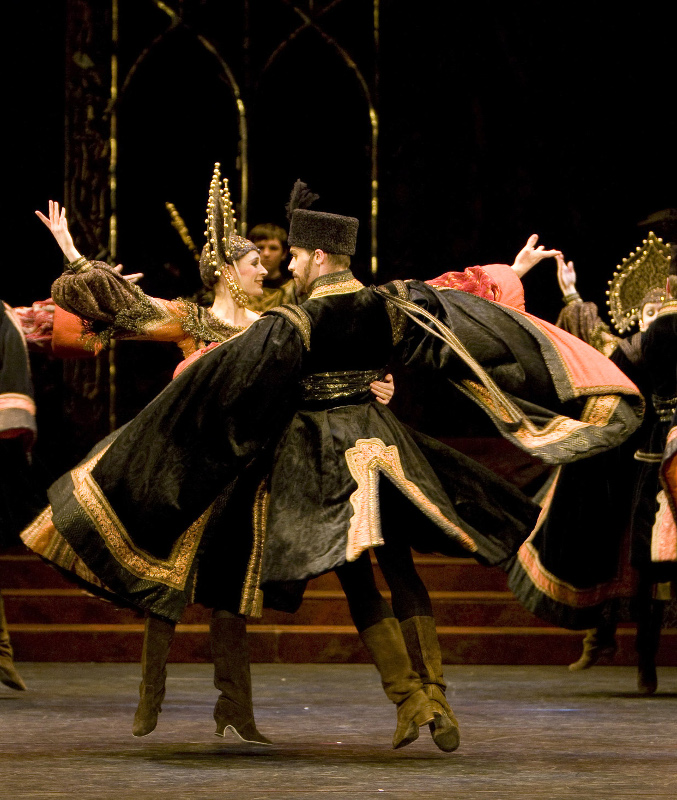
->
[256,238,287,277]
[288,247,319,295]
[639,301,663,332]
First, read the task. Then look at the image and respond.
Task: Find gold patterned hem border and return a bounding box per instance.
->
[460,381,625,453]
[343,437,477,562]
[70,446,211,591]
[21,506,108,591]
[516,533,636,608]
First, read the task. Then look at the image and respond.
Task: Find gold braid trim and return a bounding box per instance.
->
[343,437,477,562]
[266,305,312,350]
[379,280,409,345]
[308,276,365,298]
[239,478,269,618]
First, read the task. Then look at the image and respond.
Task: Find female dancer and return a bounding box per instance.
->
[32,166,394,743]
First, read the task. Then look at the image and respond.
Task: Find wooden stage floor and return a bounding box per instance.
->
[1,664,676,798]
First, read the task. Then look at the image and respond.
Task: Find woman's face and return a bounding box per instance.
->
[233,250,267,296]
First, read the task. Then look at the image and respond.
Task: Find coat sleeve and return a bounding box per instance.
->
[380,280,643,465]
[49,314,304,550]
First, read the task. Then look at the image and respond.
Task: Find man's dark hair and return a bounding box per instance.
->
[247,223,288,248]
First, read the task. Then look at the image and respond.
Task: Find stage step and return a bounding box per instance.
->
[3,549,676,666]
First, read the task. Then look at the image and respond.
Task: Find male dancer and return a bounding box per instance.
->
[23,185,642,751]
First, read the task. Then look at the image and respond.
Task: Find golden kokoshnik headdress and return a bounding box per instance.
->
[606,231,672,334]
[200,162,258,306]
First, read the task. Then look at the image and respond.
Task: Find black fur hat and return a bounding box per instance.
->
[286,179,358,255]
[288,209,359,255]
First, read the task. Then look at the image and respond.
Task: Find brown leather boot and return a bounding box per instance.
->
[359,617,436,749]
[132,615,175,736]
[568,626,617,671]
[210,611,272,745]
[400,615,460,752]
[0,594,26,691]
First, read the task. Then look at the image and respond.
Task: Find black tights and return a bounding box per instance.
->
[335,536,433,633]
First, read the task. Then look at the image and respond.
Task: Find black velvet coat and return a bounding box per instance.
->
[22,273,643,621]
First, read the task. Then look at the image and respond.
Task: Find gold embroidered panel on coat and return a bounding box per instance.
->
[343,437,478,562]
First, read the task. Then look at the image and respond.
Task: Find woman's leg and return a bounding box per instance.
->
[210,607,271,745]
[132,612,176,736]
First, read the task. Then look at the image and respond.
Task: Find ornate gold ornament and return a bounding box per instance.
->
[606,232,671,334]
[203,162,252,308]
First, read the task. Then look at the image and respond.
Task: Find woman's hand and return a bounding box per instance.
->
[370,373,394,405]
[113,264,144,284]
[511,234,562,278]
[35,200,81,263]
[556,253,578,298]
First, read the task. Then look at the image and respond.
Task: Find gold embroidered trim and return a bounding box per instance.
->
[634,450,663,463]
[70,446,211,590]
[301,369,385,403]
[270,305,312,350]
[239,478,269,618]
[380,280,409,345]
[174,298,246,344]
[309,276,365,298]
[21,507,108,591]
[460,381,627,454]
[516,534,636,607]
[343,437,477,562]
[580,394,620,426]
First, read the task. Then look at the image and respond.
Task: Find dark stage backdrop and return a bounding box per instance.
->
[6,1,676,469]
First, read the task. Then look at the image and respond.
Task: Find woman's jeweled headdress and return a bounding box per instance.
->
[200,163,257,303]
[606,231,672,333]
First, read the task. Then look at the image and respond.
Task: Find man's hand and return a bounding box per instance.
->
[511,234,562,278]
[556,253,578,298]
[35,201,81,263]
[370,373,394,405]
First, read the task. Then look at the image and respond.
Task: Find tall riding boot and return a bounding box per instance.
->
[568,623,618,671]
[400,616,460,752]
[0,593,26,691]
[132,615,175,736]
[210,610,272,745]
[636,600,663,695]
[359,617,436,749]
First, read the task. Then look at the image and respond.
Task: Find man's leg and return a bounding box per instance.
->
[373,537,460,752]
[335,553,436,749]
